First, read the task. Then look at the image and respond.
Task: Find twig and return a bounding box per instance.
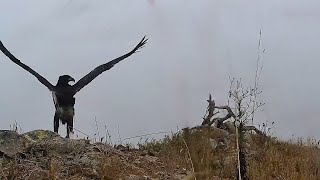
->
[104,124,112,145]
[182,138,196,180]
[71,127,91,138]
[25,168,38,180]
[208,105,236,126]
[235,121,242,180]
[117,125,122,144]
[251,29,264,125]
[0,168,8,180]
[243,102,265,121]
[122,131,170,141]
[94,116,100,141]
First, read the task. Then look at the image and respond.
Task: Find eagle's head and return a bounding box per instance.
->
[57,75,75,86]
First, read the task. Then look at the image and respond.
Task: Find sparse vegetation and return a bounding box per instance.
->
[0,125,320,179]
[0,30,317,180]
[139,128,320,180]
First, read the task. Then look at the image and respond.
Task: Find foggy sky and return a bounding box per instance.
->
[0,0,319,143]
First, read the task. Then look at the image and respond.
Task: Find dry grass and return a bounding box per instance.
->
[139,128,238,179]
[1,128,320,179]
[248,135,320,180]
[139,127,320,180]
[97,155,125,180]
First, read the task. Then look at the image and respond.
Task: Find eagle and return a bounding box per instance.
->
[0,36,148,138]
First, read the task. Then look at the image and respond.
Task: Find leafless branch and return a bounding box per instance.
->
[208,105,236,127]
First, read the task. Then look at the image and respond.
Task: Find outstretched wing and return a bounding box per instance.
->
[72,36,148,92]
[0,41,54,90]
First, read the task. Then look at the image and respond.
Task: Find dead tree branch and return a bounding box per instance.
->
[208,106,236,127]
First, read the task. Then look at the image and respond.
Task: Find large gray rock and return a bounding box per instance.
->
[0,130,23,157]
[0,129,112,157]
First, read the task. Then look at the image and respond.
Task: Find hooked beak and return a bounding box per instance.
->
[69,77,75,82]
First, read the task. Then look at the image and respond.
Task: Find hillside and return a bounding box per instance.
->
[0,128,320,179]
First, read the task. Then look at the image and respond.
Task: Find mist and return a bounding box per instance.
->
[0,0,319,143]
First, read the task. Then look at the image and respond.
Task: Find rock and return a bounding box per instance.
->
[210,137,231,151]
[115,144,129,151]
[144,155,159,163]
[22,129,61,142]
[140,150,156,157]
[0,130,24,157]
[224,121,236,134]
[0,129,195,179]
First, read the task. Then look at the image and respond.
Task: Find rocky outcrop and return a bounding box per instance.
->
[0,130,191,180]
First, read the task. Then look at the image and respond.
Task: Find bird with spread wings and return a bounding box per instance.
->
[0,36,148,138]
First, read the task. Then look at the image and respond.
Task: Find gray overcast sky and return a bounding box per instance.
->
[0,0,319,143]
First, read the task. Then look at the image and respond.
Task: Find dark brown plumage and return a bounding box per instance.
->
[0,36,148,138]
